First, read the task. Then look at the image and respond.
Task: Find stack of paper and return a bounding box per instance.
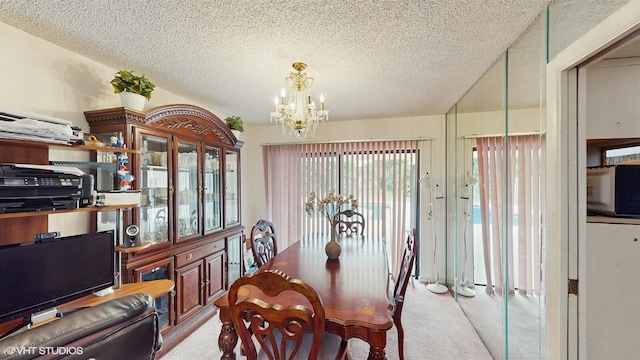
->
[0,106,83,145]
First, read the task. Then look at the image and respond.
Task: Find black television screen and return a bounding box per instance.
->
[0,231,114,323]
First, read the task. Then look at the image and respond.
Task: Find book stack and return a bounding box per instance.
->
[95,190,141,206]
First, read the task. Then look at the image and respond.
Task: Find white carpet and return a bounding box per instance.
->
[346,281,493,360]
[456,285,542,360]
[161,281,492,360]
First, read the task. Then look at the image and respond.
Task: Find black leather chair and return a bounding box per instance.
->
[0,293,161,360]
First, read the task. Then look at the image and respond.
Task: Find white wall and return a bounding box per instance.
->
[0,21,204,236]
[587,57,640,140]
[0,22,202,133]
[585,58,640,167]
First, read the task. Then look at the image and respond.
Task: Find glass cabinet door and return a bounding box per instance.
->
[227,233,242,285]
[139,133,170,245]
[225,151,239,225]
[204,146,222,233]
[133,257,174,334]
[176,140,199,241]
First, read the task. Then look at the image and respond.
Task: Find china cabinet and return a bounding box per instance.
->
[84,104,244,354]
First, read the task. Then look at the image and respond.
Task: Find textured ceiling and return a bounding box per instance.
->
[0,0,551,125]
[455,0,632,114]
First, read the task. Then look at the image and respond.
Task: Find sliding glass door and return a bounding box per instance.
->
[263,140,422,274]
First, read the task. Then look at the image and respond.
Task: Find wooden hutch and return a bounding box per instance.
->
[84,104,244,355]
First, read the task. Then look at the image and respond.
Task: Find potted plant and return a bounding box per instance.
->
[110,70,155,111]
[224,115,244,139]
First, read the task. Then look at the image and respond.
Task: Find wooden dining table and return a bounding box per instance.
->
[214,234,394,360]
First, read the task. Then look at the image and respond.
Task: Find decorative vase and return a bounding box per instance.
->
[325,236,341,260]
[325,222,341,260]
[231,129,241,140]
[119,92,146,111]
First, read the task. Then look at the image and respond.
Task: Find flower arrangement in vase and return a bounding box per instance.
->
[305,189,358,259]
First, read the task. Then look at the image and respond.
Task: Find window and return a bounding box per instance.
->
[263,140,421,274]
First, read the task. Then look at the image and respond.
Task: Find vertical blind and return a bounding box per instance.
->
[263,140,419,275]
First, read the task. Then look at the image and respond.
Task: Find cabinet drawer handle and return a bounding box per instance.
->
[186,253,193,261]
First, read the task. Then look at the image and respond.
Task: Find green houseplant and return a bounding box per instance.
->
[110,70,156,100]
[224,116,244,132]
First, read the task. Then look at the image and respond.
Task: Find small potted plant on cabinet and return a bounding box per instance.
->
[224,115,244,139]
[110,70,155,111]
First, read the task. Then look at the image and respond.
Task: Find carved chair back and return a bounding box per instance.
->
[250,219,278,267]
[391,228,417,360]
[228,270,326,360]
[333,209,365,236]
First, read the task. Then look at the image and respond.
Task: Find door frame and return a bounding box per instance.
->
[545,3,640,359]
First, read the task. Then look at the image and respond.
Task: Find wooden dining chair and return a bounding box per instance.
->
[228,269,342,360]
[391,228,418,360]
[336,228,417,360]
[333,209,365,236]
[250,219,278,267]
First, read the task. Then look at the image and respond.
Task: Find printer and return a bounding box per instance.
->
[0,164,94,214]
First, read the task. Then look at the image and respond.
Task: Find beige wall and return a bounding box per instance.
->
[0,22,201,132]
[0,21,203,236]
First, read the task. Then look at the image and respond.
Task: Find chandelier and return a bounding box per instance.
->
[270,62,329,138]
